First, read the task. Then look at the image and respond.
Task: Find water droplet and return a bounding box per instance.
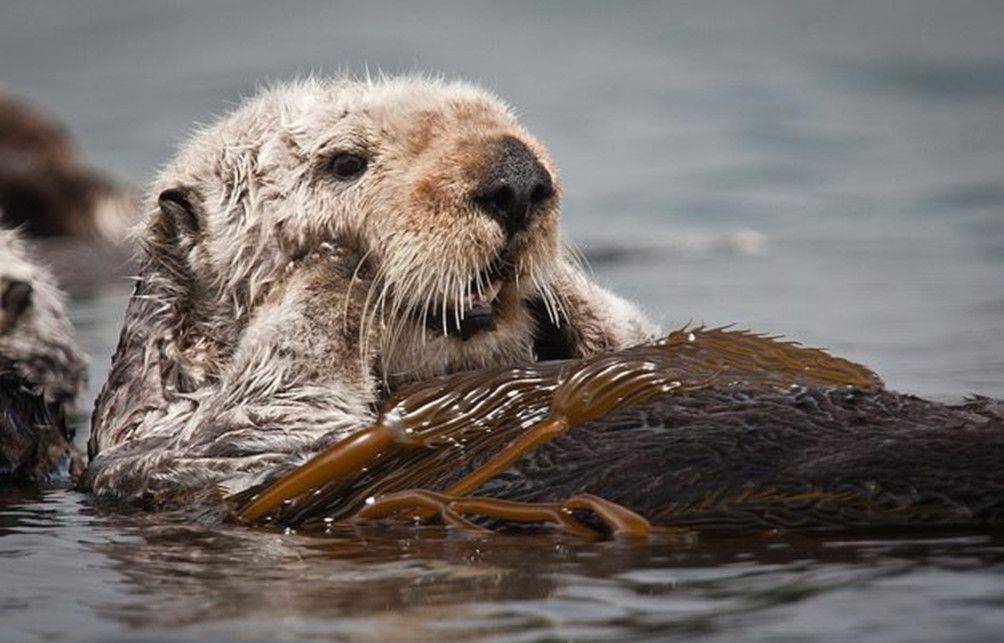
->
[687,332,696,342]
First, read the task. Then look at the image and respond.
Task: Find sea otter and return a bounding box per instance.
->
[85,76,656,507]
[0,227,86,483]
[85,76,1004,537]
[0,87,135,243]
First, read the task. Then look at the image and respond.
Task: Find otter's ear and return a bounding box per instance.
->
[154,187,202,244]
[1,279,32,324]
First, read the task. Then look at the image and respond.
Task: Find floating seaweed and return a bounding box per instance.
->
[236,325,1004,539]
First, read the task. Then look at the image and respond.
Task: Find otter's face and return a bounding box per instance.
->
[152,79,568,382]
[293,81,564,364]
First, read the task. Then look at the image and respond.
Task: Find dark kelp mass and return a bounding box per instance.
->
[235,326,997,538]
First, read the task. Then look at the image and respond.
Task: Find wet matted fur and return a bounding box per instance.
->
[0,227,86,482]
[85,76,656,508]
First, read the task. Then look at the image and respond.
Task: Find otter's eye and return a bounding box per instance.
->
[329,153,367,180]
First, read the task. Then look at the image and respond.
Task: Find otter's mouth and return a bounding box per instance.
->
[421,258,510,341]
[456,279,502,340]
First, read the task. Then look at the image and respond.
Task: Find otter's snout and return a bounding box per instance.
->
[472,136,554,237]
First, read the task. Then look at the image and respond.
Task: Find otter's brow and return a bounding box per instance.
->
[311,120,374,157]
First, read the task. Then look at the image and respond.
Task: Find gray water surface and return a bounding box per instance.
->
[3,487,1004,642]
[2,1,1004,641]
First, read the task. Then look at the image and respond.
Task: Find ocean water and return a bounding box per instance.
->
[2,1,1003,641]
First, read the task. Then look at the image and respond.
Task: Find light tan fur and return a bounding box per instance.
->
[85,76,657,508]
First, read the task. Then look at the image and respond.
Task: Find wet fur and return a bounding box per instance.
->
[0,228,86,482]
[85,76,656,507]
[472,390,1004,533]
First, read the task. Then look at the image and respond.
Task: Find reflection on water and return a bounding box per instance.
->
[2,488,1004,641]
[1,0,1004,641]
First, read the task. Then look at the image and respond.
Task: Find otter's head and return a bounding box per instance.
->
[148,77,570,385]
[0,228,86,404]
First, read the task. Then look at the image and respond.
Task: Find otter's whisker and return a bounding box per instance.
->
[440,273,451,337]
[529,272,550,321]
[358,259,390,362]
[531,262,561,325]
[562,237,591,277]
[454,273,463,330]
[342,247,374,337]
[384,259,418,352]
[474,266,485,299]
[537,272,562,325]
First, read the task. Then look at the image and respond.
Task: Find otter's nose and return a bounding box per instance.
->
[473,137,554,236]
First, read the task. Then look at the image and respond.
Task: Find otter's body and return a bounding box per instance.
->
[84,76,1003,538]
[271,388,1004,534]
[252,328,1004,536]
[470,390,1004,533]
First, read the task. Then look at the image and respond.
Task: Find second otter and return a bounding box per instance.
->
[0,228,86,482]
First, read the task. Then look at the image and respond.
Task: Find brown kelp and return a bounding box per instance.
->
[236,326,999,539]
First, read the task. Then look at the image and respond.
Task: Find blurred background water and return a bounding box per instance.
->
[1,1,1003,641]
[5,0,1004,402]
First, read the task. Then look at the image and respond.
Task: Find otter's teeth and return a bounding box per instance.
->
[485,280,503,303]
[467,281,502,310]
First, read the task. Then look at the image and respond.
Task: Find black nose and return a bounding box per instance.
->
[473,136,554,236]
